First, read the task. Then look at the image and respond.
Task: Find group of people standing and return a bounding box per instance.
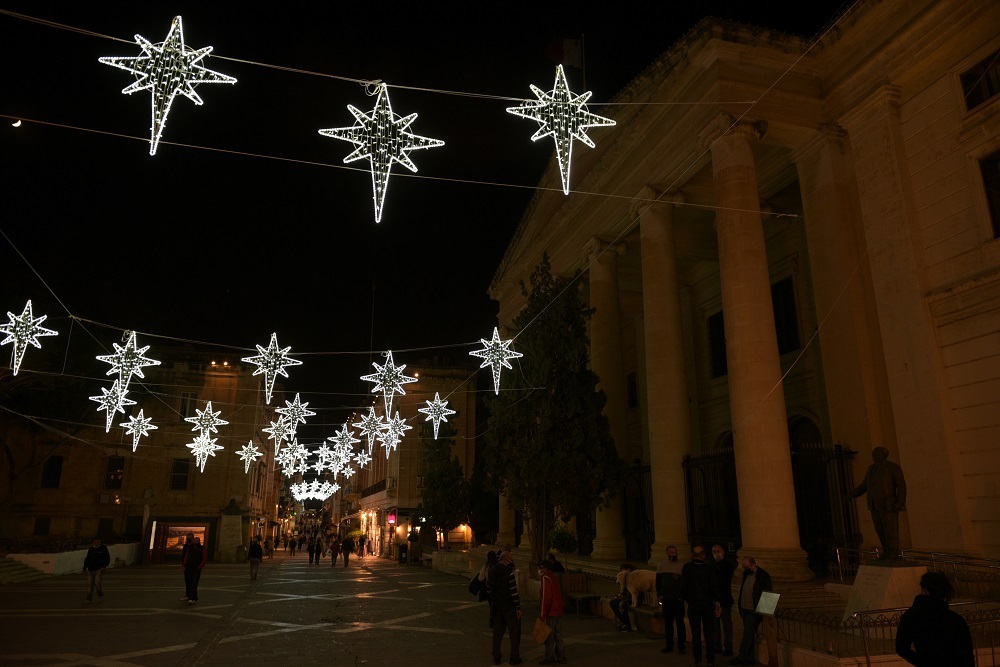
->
[279,531,367,567]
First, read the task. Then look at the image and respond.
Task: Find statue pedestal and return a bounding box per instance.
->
[842,562,926,621]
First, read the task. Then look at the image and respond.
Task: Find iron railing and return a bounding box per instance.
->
[831,547,1000,600]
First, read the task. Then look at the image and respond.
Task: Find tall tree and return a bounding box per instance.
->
[481,254,624,566]
[418,422,470,548]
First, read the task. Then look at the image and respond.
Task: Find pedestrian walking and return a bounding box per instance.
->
[180,532,194,598]
[182,536,207,604]
[330,537,341,566]
[342,535,355,567]
[314,535,325,564]
[264,538,273,559]
[307,535,316,564]
[487,550,522,665]
[896,571,974,667]
[357,534,366,560]
[289,537,297,556]
[247,537,263,581]
[537,560,566,665]
[82,537,110,603]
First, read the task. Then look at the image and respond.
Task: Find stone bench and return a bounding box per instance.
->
[565,591,602,614]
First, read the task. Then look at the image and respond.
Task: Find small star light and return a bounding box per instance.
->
[328,423,361,453]
[470,327,523,395]
[184,401,229,435]
[354,448,372,468]
[506,65,616,194]
[242,333,303,404]
[378,411,412,459]
[418,392,456,440]
[237,441,264,474]
[90,380,137,433]
[96,331,161,391]
[99,16,237,156]
[353,406,385,453]
[1,300,58,375]
[360,350,417,414]
[121,409,157,452]
[263,416,293,454]
[319,83,444,223]
[187,432,224,473]
[276,393,316,428]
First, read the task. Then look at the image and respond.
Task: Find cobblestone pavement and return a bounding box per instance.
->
[0,551,714,667]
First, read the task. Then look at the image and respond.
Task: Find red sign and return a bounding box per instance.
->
[387,513,396,525]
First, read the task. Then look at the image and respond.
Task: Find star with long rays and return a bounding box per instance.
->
[276,393,315,427]
[184,400,229,435]
[360,350,417,414]
[319,83,444,222]
[187,432,224,473]
[96,331,160,391]
[470,327,523,395]
[121,409,157,452]
[353,406,385,453]
[99,16,236,155]
[378,411,412,459]
[417,392,457,440]
[90,380,136,433]
[507,64,616,194]
[1,299,58,376]
[263,416,293,453]
[242,333,302,405]
[237,441,264,474]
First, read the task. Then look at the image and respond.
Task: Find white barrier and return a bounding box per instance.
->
[5,542,140,575]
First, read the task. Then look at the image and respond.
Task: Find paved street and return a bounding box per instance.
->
[0,551,709,667]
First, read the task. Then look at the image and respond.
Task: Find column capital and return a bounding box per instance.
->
[839,85,901,130]
[629,188,685,220]
[790,123,848,164]
[699,113,768,152]
[583,237,626,263]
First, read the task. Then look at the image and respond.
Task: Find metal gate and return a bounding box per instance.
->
[683,448,742,550]
[622,465,654,562]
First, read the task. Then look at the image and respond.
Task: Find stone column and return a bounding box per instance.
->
[704,114,812,581]
[586,237,628,561]
[496,494,515,549]
[839,87,970,551]
[635,189,693,563]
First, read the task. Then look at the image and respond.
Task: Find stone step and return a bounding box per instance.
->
[0,558,51,584]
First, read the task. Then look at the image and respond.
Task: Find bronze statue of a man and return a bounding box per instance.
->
[851,446,907,562]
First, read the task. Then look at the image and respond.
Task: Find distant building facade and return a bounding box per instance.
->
[490,0,1000,578]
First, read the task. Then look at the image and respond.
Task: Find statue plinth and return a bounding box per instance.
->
[842,562,925,621]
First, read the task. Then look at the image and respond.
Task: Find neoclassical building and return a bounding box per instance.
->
[489,0,999,580]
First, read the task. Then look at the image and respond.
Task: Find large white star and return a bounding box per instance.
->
[184,400,229,435]
[121,409,157,452]
[89,380,137,433]
[470,327,523,395]
[328,423,361,454]
[507,65,616,194]
[319,84,444,223]
[187,432,224,473]
[242,333,303,404]
[99,16,237,155]
[262,416,294,454]
[417,392,457,440]
[237,441,264,474]
[0,300,58,376]
[378,411,412,459]
[353,406,385,454]
[276,393,315,428]
[360,350,417,414]
[96,331,160,391]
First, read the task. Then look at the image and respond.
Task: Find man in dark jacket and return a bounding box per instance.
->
[711,544,736,656]
[247,537,263,581]
[682,545,722,667]
[83,537,111,603]
[341,535,355,567]
[731,556,773,665]
[896,571,973,667]
[656,544,686,654]
[486,550,522,665]
[182,536,206,604]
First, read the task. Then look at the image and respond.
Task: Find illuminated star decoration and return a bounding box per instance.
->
[276,393,315,429]
[417,392,456,440]
[360,350,417,414]
[184,401,229,435]
[262,416,293,454]
[99,16,237,155]
[378,411,412,459]
[242,333,303,404]
[96,330,160,390]
[470,327,523,395]
[506,64,616,194]
[354,448,372,468]
[353,406,385,454]
[0,300,58,375]
[237,441,264,474]
[319,83,444,223]
[89,380,137,433]
[187,432,224,472]
[121,409,157,452]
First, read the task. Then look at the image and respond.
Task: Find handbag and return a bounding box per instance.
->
[532,617,552,644]
[469,575,482,597]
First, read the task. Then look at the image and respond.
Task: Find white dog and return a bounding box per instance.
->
[615,567,657,602]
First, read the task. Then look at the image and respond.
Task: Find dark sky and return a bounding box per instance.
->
[0,1,848,417]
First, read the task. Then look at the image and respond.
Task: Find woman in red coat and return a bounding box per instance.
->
[537,560,566,665]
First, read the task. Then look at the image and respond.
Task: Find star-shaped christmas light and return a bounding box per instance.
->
[184,400,229,435]
[97,331,160,390]
[354,448,372,468]
[237,441,264,474]
[378,411,412,459]
[470,327,523,395]
[417,392,457,440]
[99,16,237,155]
[319,83,444,223]
[276,393,315,428]
[263,416,293,453]
[360,350,417,414]
[328,423,361,453]
[121,409,157,452]
[242,333,302,404]
[1,300,58,375]
[353,406,385,453]
[506,65,616,194]
[90,380,137,433]
[187,432,224,473]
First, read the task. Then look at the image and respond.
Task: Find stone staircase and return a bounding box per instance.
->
[0,557,51,584]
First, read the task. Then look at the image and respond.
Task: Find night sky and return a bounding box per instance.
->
[1,1,849,422]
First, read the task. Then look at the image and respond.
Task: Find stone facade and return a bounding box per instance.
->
[489,0,1000,573]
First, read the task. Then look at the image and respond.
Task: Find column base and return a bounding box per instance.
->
[647,540,691,566]
[737,546,814,582]
[590,536,627,561]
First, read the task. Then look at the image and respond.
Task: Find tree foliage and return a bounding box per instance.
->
[418,421,470,546]
[481,254,624,566]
